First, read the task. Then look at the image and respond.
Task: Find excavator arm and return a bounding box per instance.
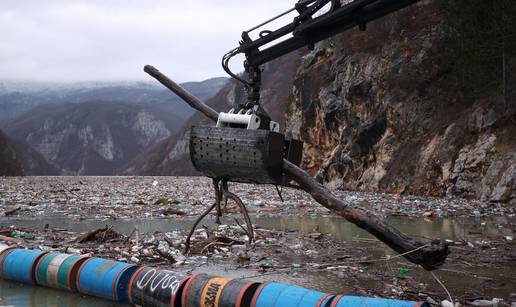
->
[223,0,421,115]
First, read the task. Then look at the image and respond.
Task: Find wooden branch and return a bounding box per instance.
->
[143,66,449,270]
[75,226,108,243]
[144,65,219,122]
[0,235,23,244]
[283,160,449,270]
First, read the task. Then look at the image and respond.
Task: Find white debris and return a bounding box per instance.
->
[469,298,502,306]
[441,300,454,307]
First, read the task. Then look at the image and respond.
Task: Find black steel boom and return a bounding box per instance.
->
[224,0,421,112]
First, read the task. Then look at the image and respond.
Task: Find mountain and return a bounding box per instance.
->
[123,52,300,175]
[3,101,188,175]
[284,0,516,203]
[0,78,228,121]
[12,139,59,175]
[0,77,227,175]
[0,129,23,176]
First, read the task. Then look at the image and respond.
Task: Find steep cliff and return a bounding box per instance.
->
[124,53,300,175]
[285,0,516,203]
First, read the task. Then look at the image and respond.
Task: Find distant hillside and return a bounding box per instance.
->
[0,78,227,121]
[12,139,59,175]
[0,129,23,176]
[2,101,188,175]
[123,53,300,175]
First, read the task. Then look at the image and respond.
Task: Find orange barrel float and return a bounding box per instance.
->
[182,274,261,307]
[76,257,138,302]
[0,248,47,285]
[330,295,429,307]
[250,283,334,307]
[128,266,191,307]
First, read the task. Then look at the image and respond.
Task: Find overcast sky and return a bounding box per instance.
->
[0,1,294,83]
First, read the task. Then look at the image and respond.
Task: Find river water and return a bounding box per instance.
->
[1,215,515,306]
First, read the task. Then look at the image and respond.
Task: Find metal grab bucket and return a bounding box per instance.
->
[128,266,190,307]
[77,258,137,302]
[331,295,429,307]
[251,283,334,307]
[218,278,261,307]
[1,249,46,285]
[57,254,90,292]
[189,126,302,185]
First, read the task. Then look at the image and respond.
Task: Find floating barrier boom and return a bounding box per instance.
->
[0,246,429,307]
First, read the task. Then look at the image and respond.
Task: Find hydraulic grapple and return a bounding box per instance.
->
[189,111,303,186]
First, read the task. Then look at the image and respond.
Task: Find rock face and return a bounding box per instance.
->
[2,101,186,175]
[0,129,23,176]
[124,53,300,175]
[11,139,59,176]
[285,0,516,203]
[0,78,227,175]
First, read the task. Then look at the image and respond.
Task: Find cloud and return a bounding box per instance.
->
[0,0,294,82]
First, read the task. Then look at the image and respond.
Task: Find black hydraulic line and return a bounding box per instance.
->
[238,0,377,55]
[245,7,297,33]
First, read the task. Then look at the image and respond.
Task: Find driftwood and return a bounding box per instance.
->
[0,235,23,244]
[144,65,449,270]
[75,227,109,243]
[4,207,22,216]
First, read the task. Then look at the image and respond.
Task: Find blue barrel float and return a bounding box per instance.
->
[1,248,47,285]
[251,283,334,307]
[330,295,429,307]
[76,257,137,302]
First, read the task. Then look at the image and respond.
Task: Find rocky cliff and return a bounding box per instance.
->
[2,101,187,175]
[124,53,300,175]
[285,0,516,203]
[1,78,227,175]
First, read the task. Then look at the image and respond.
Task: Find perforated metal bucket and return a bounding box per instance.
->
[190,126,284,184]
